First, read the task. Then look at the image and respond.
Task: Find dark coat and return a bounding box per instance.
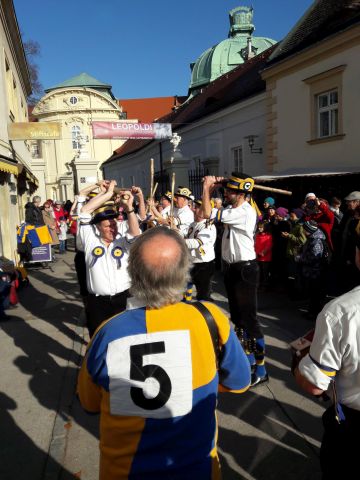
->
[25,202,45,226]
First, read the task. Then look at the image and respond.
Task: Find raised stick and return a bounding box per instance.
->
[113,187,132,193]
[170,172,176,228]
[253,184,292,196]
[152,182,158,198]
[150,158,154,199]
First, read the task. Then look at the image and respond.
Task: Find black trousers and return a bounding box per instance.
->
[190,260,215,301]
[223,259,262,339]
[85,289,130,338]
[321,404,360,479]
[74,251,88,297]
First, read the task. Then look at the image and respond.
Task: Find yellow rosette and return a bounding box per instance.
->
[111,246,124,269]
[90,246,105,267]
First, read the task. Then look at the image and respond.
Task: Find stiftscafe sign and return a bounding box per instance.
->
[92,122,172,140]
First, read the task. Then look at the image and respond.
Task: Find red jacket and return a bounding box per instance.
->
[53,207,68,226]
[305,201,334,250]
[255,232,273,262]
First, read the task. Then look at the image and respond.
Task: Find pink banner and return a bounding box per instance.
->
[92,122,172,140]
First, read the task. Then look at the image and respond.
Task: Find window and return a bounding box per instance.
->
[71,125,81,149]
[303,65,345,144]
[31,142,41,158]
[232,146,243,171]
[317,90,338,138]
[69,96,78,105]
[5,56,14,118]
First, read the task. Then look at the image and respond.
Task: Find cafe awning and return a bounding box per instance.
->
[0,157,19,175]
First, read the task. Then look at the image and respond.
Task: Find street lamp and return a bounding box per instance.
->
[245,135,263,154]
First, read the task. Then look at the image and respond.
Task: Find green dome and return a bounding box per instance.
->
[189,6,276,94]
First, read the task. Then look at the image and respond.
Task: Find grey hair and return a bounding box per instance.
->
[128,228,190,308]
[32,196,41,203]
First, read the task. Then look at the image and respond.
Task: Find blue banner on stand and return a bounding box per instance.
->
[29,244,52,263]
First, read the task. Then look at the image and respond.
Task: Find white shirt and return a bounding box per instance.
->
[161,205,171,219]
[185,220,216,263]
[173,205,194,237]
[75,195,88,252]
[210,207,218,220]
[78,213,133,296]
[299,286,360,411]
[58,222,68,241]
[216,202,256,263]
[116,219,129,237]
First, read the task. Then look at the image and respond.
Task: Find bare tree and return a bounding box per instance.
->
[23,39,43,105]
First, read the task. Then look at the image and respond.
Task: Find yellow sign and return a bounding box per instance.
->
[8,122,61,140]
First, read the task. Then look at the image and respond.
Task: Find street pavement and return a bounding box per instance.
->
[0,250,326,480]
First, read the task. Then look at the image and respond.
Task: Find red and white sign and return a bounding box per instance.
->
[92,122,172,140]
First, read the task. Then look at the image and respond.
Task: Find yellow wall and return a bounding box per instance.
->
[262,25,360,173]
[32,88,126,201]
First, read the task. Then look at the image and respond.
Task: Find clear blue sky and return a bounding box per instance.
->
[14,0,314,99]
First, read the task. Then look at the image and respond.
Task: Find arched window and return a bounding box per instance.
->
[71,125,81,149]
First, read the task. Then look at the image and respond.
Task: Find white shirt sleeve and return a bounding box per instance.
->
[78,214,95,245]
[299,308,343,390]
[76,196,87,215]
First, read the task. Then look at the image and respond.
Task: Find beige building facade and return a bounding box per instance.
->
[31,73,126,202]
[0,0,38,261]
[262,1,360,175]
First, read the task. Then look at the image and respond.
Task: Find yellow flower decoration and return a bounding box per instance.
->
[93,246,105,257]
[112,247,123,259]
[112,246,124,269]
[90,246,105,268]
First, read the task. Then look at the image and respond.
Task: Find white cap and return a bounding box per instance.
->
[305,192,316,201]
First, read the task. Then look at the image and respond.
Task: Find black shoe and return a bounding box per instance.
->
[250,373,269,388]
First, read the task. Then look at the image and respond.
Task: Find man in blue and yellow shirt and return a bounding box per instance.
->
[78,227,250,479]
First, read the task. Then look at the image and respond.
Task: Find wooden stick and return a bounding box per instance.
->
[170,172,176,227]
[152,182,158,198]
[150,158,154,199]
[113,187,132,193]
[253,184,292,196]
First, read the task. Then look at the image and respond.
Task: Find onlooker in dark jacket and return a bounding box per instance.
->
[24,196,45,226]
[300,220,327,319]
[270,207,291,284]
[336,191,360,293]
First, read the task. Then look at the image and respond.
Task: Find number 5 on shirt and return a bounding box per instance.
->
[107,330,193,418]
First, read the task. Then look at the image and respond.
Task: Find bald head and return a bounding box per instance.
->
[128,228,190,308]
[140,232,182,273]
